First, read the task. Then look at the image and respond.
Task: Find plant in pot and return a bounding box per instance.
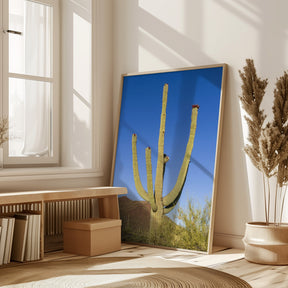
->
[239,59,288,264]
[0,117,8,169]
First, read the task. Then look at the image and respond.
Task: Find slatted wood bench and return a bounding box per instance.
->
[0,186,127,263]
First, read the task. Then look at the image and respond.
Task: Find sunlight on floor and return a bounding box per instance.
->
[165,249,245,267]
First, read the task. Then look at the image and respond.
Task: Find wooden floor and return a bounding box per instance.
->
[0,244,287,287]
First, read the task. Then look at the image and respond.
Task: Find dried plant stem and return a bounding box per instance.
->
[0,117,8,147]
[263,173,268,224]
[274,181,278,224]
[267,177,271,224]
[280,185,288,224]
[240,60,288,225]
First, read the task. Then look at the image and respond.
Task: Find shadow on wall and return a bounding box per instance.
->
[113,0,255,240]
[216,0,288,224]
[217,0,288,74]
[61,0,93,169]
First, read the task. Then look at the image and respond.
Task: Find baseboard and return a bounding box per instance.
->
[213,232,244,250]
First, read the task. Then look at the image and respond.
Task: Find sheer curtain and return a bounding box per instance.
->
[22,1,51,156]
[9,0,52,157]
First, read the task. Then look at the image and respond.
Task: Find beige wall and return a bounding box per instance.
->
[112,0,288,248]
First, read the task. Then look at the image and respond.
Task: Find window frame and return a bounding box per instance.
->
[0,0,104,185]
[2,0,60,166]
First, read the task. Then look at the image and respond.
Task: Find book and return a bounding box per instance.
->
[31,214,41,261]
[23,213,41,261]
[35,214,41,260]
[0,218,8,265]
[11,214,29,262]
[24,214,33,262]
[3,217,15,264]
[7,218,15,263]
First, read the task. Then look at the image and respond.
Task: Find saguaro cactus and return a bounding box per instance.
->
[132,83,199,229]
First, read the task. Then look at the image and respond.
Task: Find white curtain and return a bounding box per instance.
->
[21,1,51,156]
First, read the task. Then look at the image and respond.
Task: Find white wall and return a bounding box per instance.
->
[112,0,288,248]
[61,0,93,169]
[60,0,114,185]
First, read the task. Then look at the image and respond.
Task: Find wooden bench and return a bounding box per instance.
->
[0,186,127,262]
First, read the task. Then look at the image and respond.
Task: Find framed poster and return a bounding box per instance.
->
[111,64,227,253]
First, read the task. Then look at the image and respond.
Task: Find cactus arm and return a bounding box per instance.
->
[145,147,157,211]
[163,204,176,215]
[163,154,169,178]
[163,173,188,214]
[163,105,199,207]
[155,84,168,209]
[132,133,149,201]
[145,147,153,199]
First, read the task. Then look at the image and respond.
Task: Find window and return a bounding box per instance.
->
[0,0,101,179]
[2,0,59,166]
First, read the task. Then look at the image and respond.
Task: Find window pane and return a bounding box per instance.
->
[9,0,52,77]
[9,78,52,157]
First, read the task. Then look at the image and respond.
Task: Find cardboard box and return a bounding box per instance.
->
[63,218,122,256]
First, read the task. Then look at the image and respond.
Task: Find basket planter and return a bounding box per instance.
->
[243,222,288,265]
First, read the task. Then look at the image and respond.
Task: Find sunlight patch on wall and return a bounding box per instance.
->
[202,1,259,59]
[71,9,92,168]
[214,0,262,24]
[72,93,92,168]
[73,12,91,102]
[139,0,187,34]
[138,27,192,71]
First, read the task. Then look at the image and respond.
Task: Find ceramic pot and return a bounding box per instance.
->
[243,222,288,265]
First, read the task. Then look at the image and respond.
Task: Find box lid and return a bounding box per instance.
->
[63,218,121,231]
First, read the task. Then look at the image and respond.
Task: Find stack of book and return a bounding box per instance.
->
[0,217,15,265]
[0,213,41,264]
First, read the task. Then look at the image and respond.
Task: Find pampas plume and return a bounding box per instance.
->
[239,59,288,224]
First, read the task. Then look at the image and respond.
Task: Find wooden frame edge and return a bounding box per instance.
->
[207,63,228,254]
[110,64,228,254]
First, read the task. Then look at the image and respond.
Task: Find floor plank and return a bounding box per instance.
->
[0,244,287,287]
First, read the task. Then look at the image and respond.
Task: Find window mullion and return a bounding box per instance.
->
[0,1,3,119]
[8,73,53,83]
[2,0,9,158]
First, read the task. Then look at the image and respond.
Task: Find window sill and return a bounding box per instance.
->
[0,167,104,182]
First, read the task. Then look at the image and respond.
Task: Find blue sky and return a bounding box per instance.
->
[113,66,224,216]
